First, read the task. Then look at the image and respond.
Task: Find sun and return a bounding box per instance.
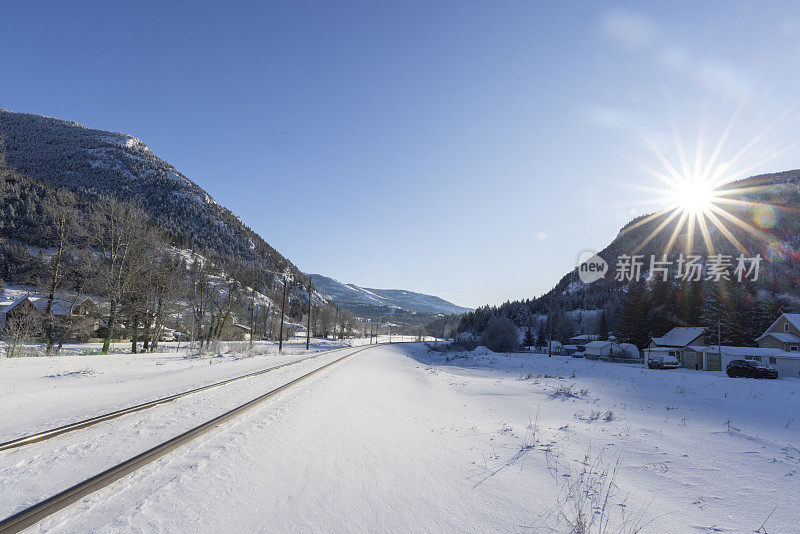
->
[614,100,800,257]
[670,179,716,215]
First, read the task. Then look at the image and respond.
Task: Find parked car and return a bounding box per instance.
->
[726,359,778,379]
[647,353,680,369]
[571,351,585,358]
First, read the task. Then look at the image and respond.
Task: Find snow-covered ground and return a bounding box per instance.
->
[3,343,799,532]
[0,338,362,440]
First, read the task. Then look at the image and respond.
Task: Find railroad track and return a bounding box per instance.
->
[0,345,354,452]
[0,343,383,533]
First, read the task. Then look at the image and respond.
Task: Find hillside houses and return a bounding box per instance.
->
[1,295,100,343]
[645,316,800,378]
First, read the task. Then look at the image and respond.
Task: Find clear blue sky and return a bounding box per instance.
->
[3,1,800,308]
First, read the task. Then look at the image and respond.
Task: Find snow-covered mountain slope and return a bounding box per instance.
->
[0,109,300,279]
[0,109,462,320]
[310,274,471,315]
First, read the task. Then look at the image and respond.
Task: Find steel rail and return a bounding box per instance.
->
[0,345,355,452]
[0,343,381,534]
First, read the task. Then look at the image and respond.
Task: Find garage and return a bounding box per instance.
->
[775,356,800,379]
[682,350,701,370]
[705,352,721,372]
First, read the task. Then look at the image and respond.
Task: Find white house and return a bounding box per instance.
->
[585,340,641,361]
[649,327,708,369]
[585,340,612,359]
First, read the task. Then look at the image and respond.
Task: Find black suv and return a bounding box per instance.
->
[726,359,778,379]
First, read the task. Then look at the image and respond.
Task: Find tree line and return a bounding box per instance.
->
[0,152,365,355]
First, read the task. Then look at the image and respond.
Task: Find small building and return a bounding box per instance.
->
[769,351,800,379]
[649,327,708,369]
[1,297,40,335]
[583,340,640,362]
[755,313,800,353]
[697,345,795,374]
[562,344,579,356]
[617,342,641,361]
[159,327,178,342]
[547,340,563,355]
[219,323,252,341]
[585,340,612,359]
[643,346,680,365]
[568,334,598,349]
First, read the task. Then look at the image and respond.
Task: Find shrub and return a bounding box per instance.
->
[480,316,518,353]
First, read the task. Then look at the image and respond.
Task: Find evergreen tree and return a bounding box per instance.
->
[616,280,652,348]
[523,326,535,349]
[598,312,608,341]
[536,325,546,349]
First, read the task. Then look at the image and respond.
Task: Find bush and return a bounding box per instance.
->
[480,316,518,353]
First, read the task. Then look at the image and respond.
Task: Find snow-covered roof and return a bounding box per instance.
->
[701,345,797,358]
[585,340,611,348]
[549,341,562,348]
[1,295,96,316]
[755,332,800,343]
[0,296,30,314]
[761,313,800,337]
[562,345,578,350]
[569,334,598,342]
[28,297,80,316]
[650,327,707,347]
[783,313,800,331]
[617,343,640,357]
[645,347,676,353]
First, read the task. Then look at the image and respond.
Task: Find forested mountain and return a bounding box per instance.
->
[458,170,800,348]
[0,109,346,353]
[0,109,300,280]
[310,274,471,315]
[0,108,462,351]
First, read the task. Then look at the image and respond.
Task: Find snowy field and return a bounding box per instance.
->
[2,343,799,532]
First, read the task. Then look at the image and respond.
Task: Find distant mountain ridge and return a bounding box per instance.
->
[457,169,800,348]
[310,274,471,315]
[0,109,465,324]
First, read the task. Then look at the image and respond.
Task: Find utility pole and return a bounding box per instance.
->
[548,292,553,357]
[278,277,287,353]
[389,323,392,343]
[717,316,722,369]
[306,275,312,350]
[249,293,255,350]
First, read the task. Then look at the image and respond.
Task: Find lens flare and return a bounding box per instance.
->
[753,205,777,229]
[616,105,798,257]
